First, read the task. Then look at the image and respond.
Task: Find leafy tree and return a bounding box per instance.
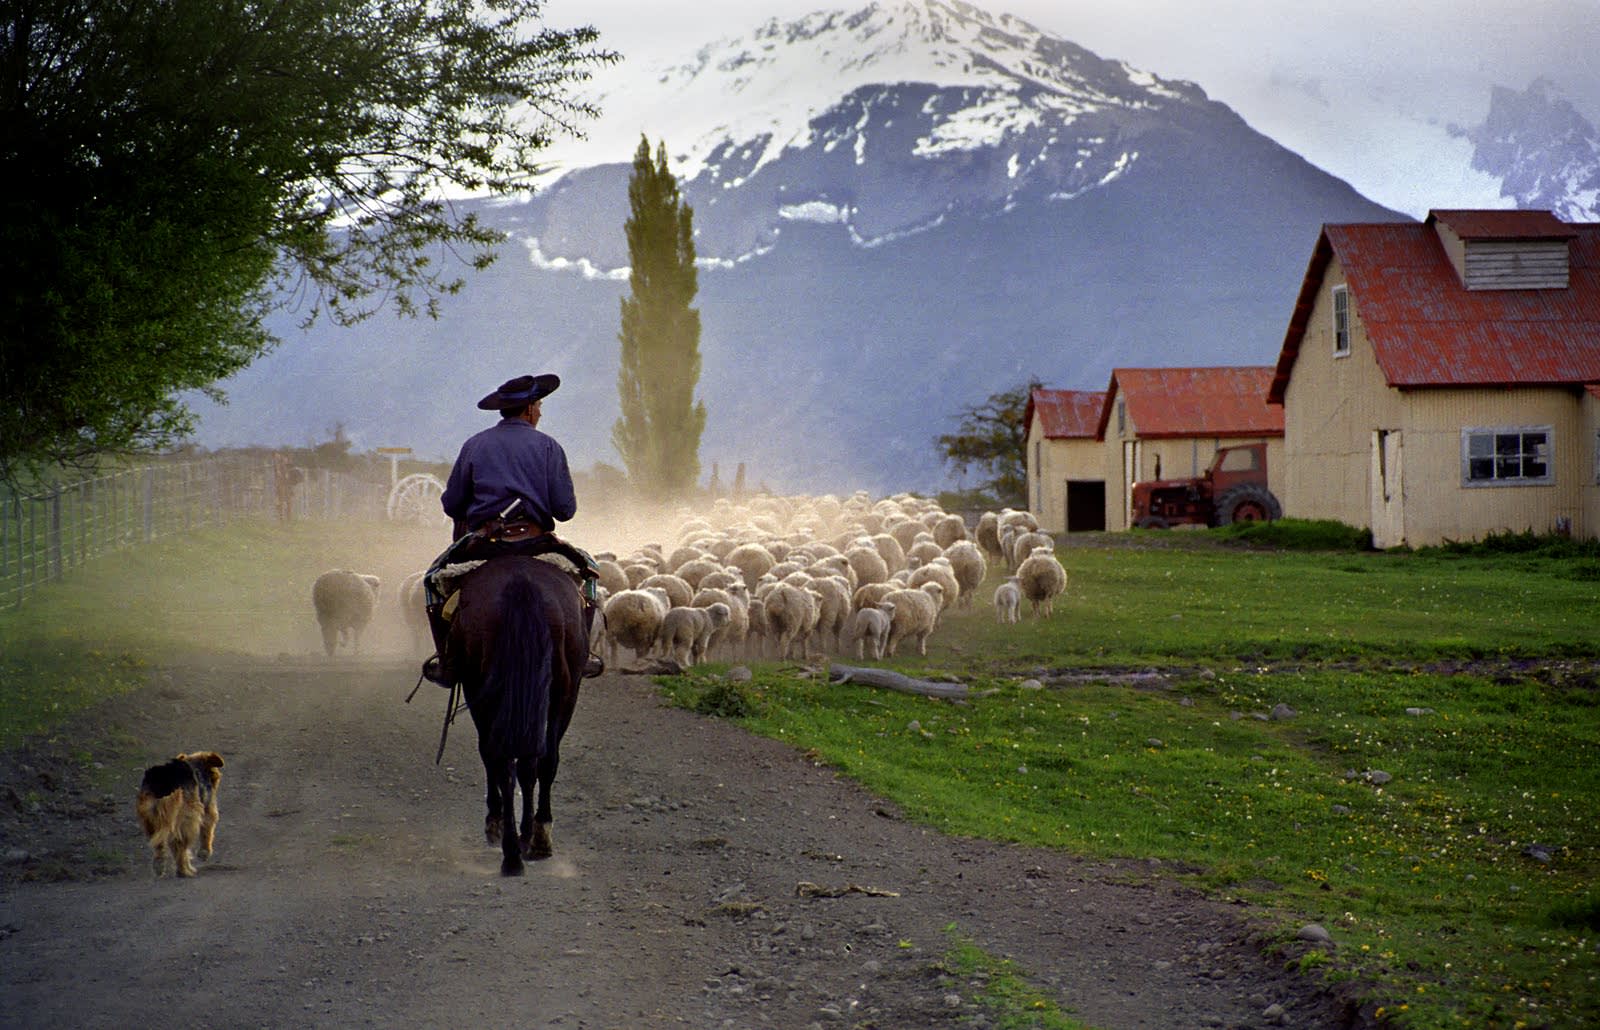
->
[612,136,705,497]
[0,0,614,487]
[936,378,1043,508]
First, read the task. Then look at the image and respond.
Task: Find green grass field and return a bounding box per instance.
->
[2,518,1596,1027]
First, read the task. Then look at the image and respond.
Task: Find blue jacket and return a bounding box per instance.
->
[441,419,577,532]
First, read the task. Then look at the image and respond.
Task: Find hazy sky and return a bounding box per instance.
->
[541,0,1600,216]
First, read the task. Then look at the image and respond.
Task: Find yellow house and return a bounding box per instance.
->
[1267,209,1600,547]
[1024,388,1107,533]
[1095,367,1285,531]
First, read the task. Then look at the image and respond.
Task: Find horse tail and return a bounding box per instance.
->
[486,573,552,762]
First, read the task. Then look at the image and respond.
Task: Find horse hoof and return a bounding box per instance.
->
[501,857,525,877]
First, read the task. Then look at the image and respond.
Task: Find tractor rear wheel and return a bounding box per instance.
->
[1215,484,1282,525]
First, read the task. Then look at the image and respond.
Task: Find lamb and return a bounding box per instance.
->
[942,541,987,607]
[657,602,731,667]
[993,576,1022,624]
[843,602,894,660]
[602,587,672,664]
[1016,547,1067,618]
[881,582,942,657]
[690,583,750,659]
[312,569,381,656]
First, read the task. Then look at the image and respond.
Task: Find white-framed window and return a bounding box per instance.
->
[1116,400,1126,435]
[1332,285,1350,356]
[1461,426,1553,487]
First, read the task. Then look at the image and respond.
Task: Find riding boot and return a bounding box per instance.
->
[421,603,454,687]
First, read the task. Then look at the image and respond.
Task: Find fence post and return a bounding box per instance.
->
[48,490,63,582]
[142,467,155,543]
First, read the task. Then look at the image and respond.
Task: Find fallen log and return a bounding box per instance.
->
[828,663,992,699]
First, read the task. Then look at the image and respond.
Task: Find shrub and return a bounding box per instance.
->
[1213,518,1373,551]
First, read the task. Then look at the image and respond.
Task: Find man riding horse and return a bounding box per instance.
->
[421,373,604,687]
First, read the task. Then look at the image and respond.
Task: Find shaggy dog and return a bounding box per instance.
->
[136,751,225,877]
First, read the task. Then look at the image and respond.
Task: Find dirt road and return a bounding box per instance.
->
[1,656,1358,1028]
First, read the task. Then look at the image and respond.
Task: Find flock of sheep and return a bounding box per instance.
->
[590,492,1068,668]
[307,493,1070,666]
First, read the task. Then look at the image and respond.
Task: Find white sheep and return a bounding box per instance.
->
[842,544,890,588]
[805,575,853,653]
[1008,530,1055,571]
[993,576,1022,624]
[657,602,731,667]
[931,513,968,548]
[398,570,430,654]
[638,572,694,608]
[851,581,896,613]
[762,582,816,660]
[844,603,894,660]
[908,558,960,613]
[975,511,1004,563]
[1016,547,1067,618]
[602,587,671,664]
[881,583,942,657]
[942,541,987,608]
[724,542,776,591]
[312,569,382,656]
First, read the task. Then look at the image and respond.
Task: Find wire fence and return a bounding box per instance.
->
[1,455,390,610]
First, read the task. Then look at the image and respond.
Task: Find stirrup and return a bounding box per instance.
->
[421,654,453,687]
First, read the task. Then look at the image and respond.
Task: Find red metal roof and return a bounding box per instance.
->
[1269,213,1600,401]
[1431,209,1577,240]
[1094,367,1283,440]
[1026,388,1105,440]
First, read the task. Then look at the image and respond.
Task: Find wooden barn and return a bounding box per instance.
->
[1024,388,1107,534]
[1095,367,1285,532]
[1267,209,1600,547]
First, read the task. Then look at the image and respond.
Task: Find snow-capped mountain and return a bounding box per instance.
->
[1456,79,1600,222]
[194,0,1409,494]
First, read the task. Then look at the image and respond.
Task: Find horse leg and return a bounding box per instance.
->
[497,756,522,876]
[480,741,503,845]
[528,745,559,860]
[517,755,538,858]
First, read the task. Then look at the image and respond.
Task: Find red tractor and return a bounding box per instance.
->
[1130,442,1282,529]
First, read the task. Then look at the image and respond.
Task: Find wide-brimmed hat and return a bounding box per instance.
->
[476,373,560,410]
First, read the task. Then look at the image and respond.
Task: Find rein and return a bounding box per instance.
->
[405,671,469,765]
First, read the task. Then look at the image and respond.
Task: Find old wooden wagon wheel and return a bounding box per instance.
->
[386,473,449,527]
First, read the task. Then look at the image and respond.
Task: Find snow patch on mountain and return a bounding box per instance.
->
[1455,79,1600,222]
[536,0,1203,188]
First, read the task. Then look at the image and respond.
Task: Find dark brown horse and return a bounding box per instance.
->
[448,556,586,875]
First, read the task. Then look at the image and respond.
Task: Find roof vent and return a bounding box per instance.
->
[1430,210,1574,290]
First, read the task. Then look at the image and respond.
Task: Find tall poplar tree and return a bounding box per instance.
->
[613,136,706,497]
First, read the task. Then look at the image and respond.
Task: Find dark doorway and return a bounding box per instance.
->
[1065,479,1106,532]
